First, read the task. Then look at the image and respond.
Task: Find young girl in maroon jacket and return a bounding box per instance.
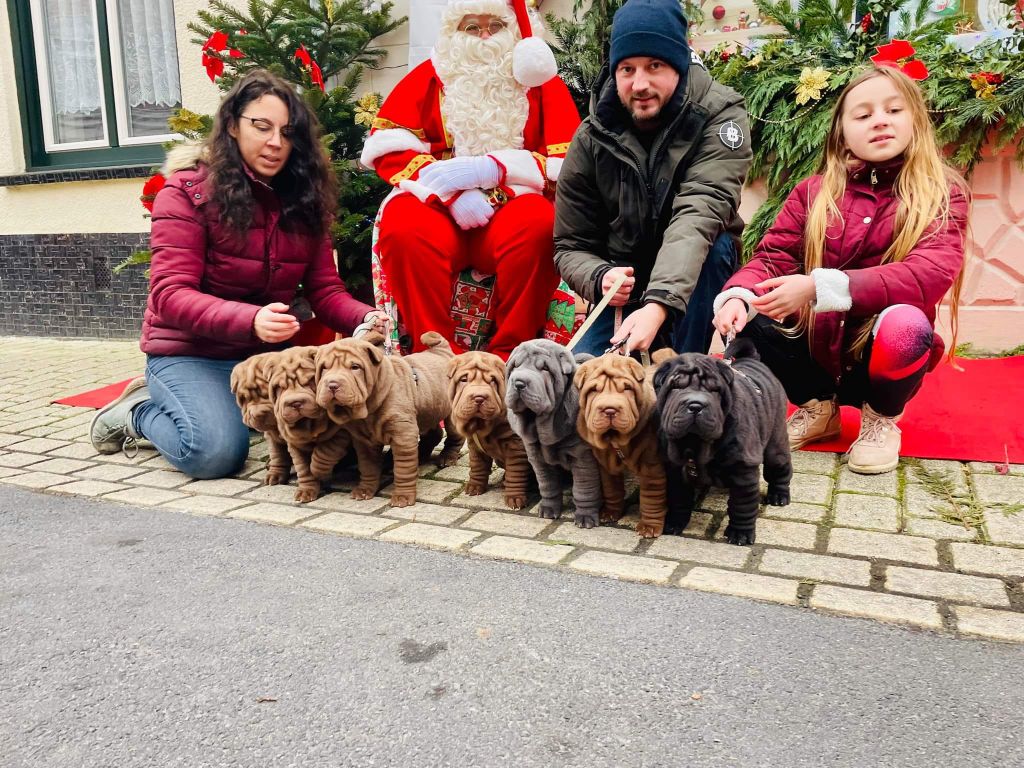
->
[712,66,969,474]
[89,70,386,478]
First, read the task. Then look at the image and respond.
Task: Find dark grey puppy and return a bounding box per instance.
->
[505,340,602,528]
[653,338,792,545]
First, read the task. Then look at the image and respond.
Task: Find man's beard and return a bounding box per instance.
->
[434,29,530,156]
[621,92,665,128]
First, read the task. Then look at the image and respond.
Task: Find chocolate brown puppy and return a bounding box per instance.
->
[230,352,292,486]
[446,351,531,509]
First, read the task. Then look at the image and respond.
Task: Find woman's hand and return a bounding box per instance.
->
[750,275,817,322]
[713,297,749,336]
[254,302,300,343]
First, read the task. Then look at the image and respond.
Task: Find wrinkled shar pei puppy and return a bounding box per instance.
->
[447,351,532,510]
[268,346,350,503]
[653,338,792,545]
[575,353,669,538]
[505,339,602,528]
[315,331,463,507]
[230,352,292,486]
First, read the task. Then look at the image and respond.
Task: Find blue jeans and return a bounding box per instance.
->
[131,355,251,480]
[573,232,738,357]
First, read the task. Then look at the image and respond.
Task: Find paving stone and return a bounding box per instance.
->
[985,508,1024,546]
[449,486,537,511]
[137,454,178,471]
[95,448,158,465]
[0,452,48,468]
[646,536,750,569]
[679,567,799,605]
[969,461,1023,477]
[569,551,677,584]
[380,478,462,505]
[827,528,938,566]
[72,464,148,482]
[178,478,260,496]
[471,536,575,565]
[240,484,306,503]
[102,487,188,507]
[790,473,833,505]
[382,502,468,526]
[954,606,1024,642]
[903,484,958,519]
[0,471,74,489]
[5,437,69,454]
[885,566,1009,607]
[833,493,900,532]
[761,502,828,523]
[301,512,398,538]
[126,470,192,489]
[379,522,480,550]
[904,517,978,542]
[462,510,551,538]
[0,467,26,479]
[973,474,1024,505]
[162,496,253,517]
[950,542,1024,577]
[25,458,95,475]
[907,460,970,492]
[229,503,316,526]
[837,467,898,496]
[810,585,942,630]
[0,433,27,448]
[308,494,389,514]
[754,519,819,549]
[759,549,872,587]
[548,522,640,553]
[699,490,728,512]
[50,480,130,497]
[790,451,837,474]
[432,464,505,484]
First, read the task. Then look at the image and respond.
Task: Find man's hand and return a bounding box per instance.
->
[610,303,668,352]
[449,189,495,230]
[254,303,299,343]
[713,297,749,336]
[418,156,502,198]
[750,275,816,321]
[602,266,636,307]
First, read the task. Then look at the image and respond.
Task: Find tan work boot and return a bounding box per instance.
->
[787,397,841,450]
[847,404,902,474]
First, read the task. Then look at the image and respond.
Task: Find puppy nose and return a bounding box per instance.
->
[472,394,486,404]
[602,407,618,417]
[687,402,704,414]
[327,381,339,393]
[514,380,526,391]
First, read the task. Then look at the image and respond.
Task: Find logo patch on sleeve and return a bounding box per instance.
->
[718,121,744,150]
[690,50,706,69]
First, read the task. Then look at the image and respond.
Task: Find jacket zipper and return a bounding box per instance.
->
[870,168,878,187]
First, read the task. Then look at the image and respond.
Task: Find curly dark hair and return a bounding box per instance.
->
[206,69,338,236]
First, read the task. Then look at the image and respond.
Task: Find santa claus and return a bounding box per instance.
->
[360,0,580,359]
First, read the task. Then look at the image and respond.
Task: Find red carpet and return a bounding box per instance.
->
[792,356,1024,463]
[53,379,136,409]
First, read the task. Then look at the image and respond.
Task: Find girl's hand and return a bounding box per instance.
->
[750,275,817,321]
[713,298,749,336]
[254,302,300,343]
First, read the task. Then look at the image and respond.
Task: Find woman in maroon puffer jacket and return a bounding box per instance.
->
[89,70,385,478]
[712,67,969,475]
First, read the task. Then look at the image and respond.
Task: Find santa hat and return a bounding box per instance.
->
[440,0,558,88]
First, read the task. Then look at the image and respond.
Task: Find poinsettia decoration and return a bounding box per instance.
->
[294,45,326,91]
[970,71,1004,100]
[140,173,166,213]
[201,30,244,82]
[870,39,928,81]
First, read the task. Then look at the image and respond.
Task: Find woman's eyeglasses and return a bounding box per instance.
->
[459,20,507,36]
[240,115,294,140]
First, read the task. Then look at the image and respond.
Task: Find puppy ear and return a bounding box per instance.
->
[650,348,676,366]
[652,361,673,392]
[560,350,576,377]
[715,358,736,387]
[445,356,459,380]
[625,357,645,383]
[572,360,591,391]
[364,341,384,366]
[361,331,386,348]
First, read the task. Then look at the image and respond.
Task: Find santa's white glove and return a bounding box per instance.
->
[418,156,502,198]
[449,189,495,230]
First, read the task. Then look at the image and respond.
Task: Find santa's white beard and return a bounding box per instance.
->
[434,29,530,157]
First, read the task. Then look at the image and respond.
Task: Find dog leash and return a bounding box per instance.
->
[566,272,627,352]
[720,327,761,395]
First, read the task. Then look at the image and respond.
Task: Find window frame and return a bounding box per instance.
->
[7,0,180,171]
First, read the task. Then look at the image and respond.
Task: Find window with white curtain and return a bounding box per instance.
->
[27,0,182,153]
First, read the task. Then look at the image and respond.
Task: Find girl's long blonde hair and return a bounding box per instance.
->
[797,66,969,360]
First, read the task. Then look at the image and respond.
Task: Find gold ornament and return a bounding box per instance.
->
[354,92,381,127]
[746,53,764,68]
[795,66,831,106]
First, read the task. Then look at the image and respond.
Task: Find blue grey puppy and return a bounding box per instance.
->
[505,340,602,528]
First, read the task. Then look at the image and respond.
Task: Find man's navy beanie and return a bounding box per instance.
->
[609,0,690,77]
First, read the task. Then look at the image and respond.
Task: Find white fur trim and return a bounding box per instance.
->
[489,149,544,191]
[397,179,451,204]
[811,268,853,313]
[163,143,205,174]
[513,36,557,88]
[359,128,431,169]
[713,287,759,321]
[545,156,563,183]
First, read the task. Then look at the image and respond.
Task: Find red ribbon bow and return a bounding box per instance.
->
[140,173,166,212]
[202,31,244,82]
[870,40,929,81]
[294,45,325,91]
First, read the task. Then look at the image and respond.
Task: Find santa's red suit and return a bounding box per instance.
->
[360,1,580,359]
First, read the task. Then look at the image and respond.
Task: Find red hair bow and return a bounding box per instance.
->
[870,40,929,81]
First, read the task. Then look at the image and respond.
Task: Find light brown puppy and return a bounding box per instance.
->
[574,354,667,538]
[315,331,462,507]
[269,346,349,503]
[446,351,531,509]
[230,352,292,486]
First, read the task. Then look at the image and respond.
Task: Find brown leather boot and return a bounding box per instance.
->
[787,397,841,450]
[847,404,902,474]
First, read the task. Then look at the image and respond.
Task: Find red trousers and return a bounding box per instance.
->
[378,193,559,359]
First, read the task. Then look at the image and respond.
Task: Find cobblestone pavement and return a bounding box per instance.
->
[3,336,1024,642]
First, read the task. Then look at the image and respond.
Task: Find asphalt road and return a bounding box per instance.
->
[3,485,1023,768]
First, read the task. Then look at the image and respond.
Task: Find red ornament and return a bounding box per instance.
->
[712,5,726,20]
[860,12,872,32]
[140,173,166,212]
[871,39,929,81]
[720,51,731,62]
[975,71,1004,84]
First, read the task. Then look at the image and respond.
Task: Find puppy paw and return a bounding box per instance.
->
[765,489,791,507]
[538,501,562,520]
[464,480,488,496]
[294,485,319,503]
[600,507,625,524]
[389,492,415,508]
[574,513,599,529]
[504,494,526,511]
[350,486,377,501]
[662,524,685,536]
[434,449,461,469]
[636,522,664,539]
[725,524,756,546]
[265,470,289,486]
